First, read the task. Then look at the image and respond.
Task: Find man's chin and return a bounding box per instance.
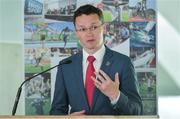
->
[85,45,102,53]
[84,45,94,49]
[83,46,96,52]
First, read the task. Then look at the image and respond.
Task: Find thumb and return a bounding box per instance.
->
[70,110,85,115]
[78,110,85,114]
[115,72,120,84]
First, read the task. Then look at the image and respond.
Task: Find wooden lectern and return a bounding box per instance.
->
[0,116,159,119]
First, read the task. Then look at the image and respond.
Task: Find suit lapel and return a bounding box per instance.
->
[91,47,114,110]
[74,52,89,110]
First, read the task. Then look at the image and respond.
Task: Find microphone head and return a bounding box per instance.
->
[62,60,72,64]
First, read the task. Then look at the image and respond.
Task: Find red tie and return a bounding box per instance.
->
[85,56,96,107]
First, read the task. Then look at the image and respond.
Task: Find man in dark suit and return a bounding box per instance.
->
[50,4,142,115]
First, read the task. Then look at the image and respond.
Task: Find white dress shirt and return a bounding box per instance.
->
[82,45,105,84]
[82,45,120,105]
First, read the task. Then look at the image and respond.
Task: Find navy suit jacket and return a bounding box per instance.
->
[50,47,142,115]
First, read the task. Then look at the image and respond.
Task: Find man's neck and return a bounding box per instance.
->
[84,44,103,55]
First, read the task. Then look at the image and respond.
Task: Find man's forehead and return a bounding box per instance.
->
[75,14,101,25]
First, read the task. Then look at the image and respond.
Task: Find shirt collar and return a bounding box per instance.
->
[83,45,105,62]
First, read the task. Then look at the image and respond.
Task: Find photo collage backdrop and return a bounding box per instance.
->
[24,0,156,115]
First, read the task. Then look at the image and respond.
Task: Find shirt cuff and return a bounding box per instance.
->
[110,91,120,105]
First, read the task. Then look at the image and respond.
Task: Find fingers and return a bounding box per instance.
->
[91,71,107,89]
[91,70,112,87]
[92,70,110,85]
[91,76,101,88]
[91,70,120,89]
[78,110,85,114]
[99,70,111,81]
[94,72,106,83]
[115,72,120,84]
[70,110,85,116]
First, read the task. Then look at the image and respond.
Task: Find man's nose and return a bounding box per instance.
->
[86,28,94,33]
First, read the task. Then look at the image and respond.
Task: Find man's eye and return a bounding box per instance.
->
[92,26,98,30]
[80,28,86,32]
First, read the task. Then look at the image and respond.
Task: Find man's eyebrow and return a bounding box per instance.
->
[76,25,85,27]
[76,22,101,27]
[91,22,101,25]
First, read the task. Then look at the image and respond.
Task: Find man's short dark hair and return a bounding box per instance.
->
[73,4,104,26]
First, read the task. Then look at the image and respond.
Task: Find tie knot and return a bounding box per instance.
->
[87,56,96,63]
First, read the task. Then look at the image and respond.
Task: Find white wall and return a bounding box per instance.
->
[157,0,180,118]
[0,0,24,115]
[157,0,180,95]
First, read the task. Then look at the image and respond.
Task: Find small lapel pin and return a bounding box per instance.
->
[105,61,111,66]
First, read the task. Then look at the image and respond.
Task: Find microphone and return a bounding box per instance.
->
[12,60,72,115]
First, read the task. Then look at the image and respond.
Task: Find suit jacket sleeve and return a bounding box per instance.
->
[112,58,143,115]
[49,63,69,115]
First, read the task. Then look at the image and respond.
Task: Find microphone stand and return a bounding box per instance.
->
[12,60,71,115]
